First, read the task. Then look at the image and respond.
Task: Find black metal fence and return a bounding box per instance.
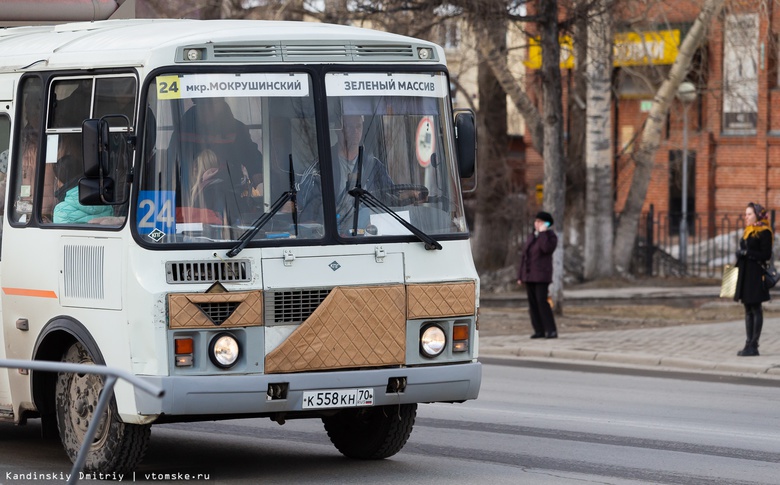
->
[635,205,776,278]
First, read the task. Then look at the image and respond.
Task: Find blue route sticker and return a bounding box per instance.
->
[137,190,176,237]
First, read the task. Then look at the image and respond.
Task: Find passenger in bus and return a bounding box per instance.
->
[170,97,263,210]
[296,114,394,233]
[52,135,114,224]
[185,148,242,227]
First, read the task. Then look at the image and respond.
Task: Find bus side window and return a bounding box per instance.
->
[95,77,137,127]
[10,77,42,225]
[44,79,94,223]
[48,133,113,225]
[50,79,92,129]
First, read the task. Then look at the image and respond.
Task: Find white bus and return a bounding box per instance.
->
[0,18,480,473]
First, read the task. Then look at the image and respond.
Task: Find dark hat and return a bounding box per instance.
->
[535,211,554,226]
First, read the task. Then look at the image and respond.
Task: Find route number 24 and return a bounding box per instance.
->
[138,196,175,232]
[158,80,179,94]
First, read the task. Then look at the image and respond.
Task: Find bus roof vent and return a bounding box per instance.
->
[182,41,429,63]
[212,43,280,60]
[166,260,251,284]
[281,42,350,61]
[264,288,331,325]
[355,43,416,59]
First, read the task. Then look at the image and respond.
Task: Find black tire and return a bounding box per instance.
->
[322,403,417,459]
[55,342,151,473]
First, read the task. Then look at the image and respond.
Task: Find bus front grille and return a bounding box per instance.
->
[196,301,241,325]
[264,288,331,325]
[166,260,251,284]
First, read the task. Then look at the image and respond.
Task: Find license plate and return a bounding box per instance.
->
[301,388,374,409]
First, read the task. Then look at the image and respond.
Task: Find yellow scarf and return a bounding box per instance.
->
[743,222,773,240]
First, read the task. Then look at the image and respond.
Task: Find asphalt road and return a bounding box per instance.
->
[0,362,778,484]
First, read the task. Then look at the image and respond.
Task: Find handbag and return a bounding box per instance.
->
[720,264,738,298]
[764,263,780,290]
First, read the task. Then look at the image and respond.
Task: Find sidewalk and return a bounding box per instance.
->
[478,286,780,380]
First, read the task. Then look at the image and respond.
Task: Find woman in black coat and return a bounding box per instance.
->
[517,211,558,339]
[734,202,773,356]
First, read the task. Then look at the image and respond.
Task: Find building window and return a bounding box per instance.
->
[723,13,759,133]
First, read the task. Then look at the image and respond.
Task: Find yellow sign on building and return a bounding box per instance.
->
[525,29,680,69]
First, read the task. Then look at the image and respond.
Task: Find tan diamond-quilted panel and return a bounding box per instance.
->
[168,290,263,328]
[407,281,475,319]
[265,285,405,374]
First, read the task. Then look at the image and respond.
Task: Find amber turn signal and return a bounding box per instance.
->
[175,337,194,355]
[452,325,469,341]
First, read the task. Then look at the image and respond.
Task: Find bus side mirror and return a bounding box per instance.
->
[82,118,109,178]
[80,117,131,205]
[454,109,476,179]
[79,177,116,205]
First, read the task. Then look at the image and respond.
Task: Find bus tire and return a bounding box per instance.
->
[322,403,416,459]
[55,342,151,473]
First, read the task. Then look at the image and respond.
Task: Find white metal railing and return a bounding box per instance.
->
[0,359,164,485]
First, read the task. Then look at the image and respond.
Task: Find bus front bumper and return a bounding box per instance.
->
[135,362,481,417]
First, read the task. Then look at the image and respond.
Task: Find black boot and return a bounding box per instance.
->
[749,306,763,356]
[737,308,754,356]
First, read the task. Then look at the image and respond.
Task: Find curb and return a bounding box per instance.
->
[479,348,780,380]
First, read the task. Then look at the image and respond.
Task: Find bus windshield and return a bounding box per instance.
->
[299,71,467,239]
[138,70,466,245]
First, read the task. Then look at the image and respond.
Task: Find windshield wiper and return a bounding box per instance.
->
[347,147,441,251]
[227,154,298,258]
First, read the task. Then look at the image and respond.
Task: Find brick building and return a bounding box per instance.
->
[523,2,778,238]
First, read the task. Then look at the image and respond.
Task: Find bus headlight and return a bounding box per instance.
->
[209,333,240,368]
[420,324,446,358]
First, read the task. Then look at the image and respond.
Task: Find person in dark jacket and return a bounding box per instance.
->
[52,135,114,224]
[734,202,773,356]
[517,211,559,339]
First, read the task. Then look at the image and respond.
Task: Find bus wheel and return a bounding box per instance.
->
[322,403,416,459]
[55,342,151,473]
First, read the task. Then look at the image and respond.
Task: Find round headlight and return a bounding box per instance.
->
[209,333,240,368]
[420,325,446,358]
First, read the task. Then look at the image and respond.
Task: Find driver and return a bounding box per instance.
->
[297,114,394,234]
[170,97,263,210]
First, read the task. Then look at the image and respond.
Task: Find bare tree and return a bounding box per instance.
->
[612,0,727,274]
[564,3,588,280]
[471,5,512,272]
[536,0,567,311]
[583,0,614,279]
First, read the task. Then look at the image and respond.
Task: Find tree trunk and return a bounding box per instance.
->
[583,0,614,279]
[565,9,588,280]
[613,0,726,274]
[539,0,566,313]
[472,14,510,272]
